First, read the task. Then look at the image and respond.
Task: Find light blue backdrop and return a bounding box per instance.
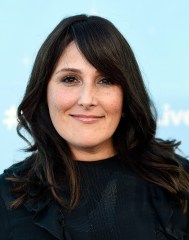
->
[0,0,189,172]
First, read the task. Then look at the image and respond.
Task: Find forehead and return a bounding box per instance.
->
[60,41,86,59]
[54,41,98,74]
[57,42,86,64]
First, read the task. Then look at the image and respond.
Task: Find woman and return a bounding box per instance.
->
[0,14,189,240]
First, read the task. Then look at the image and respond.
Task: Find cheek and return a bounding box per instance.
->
[47,88,74,114]
[108,91,123,116]
[47,91,61,115]
[109,103,122,118]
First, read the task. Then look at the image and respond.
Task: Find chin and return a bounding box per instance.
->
[72,139,112,151]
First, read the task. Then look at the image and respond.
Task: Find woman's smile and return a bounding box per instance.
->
[70,114,105,123]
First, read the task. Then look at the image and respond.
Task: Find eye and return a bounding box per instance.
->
[98,77,115,85]
[61,76,79,84]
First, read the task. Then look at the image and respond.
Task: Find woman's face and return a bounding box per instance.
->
[47,41,123,161]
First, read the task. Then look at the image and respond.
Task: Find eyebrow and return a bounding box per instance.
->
[55,68,82,75]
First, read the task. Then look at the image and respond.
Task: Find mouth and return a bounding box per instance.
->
[70,114,104,123]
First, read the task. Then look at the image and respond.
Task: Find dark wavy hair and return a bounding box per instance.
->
[8,14,189,212]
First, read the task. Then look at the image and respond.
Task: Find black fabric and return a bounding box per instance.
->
[0,155,189,240]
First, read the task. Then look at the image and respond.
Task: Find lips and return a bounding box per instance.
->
[70,114,104,123]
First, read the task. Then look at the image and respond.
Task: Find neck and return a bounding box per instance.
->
[70,145,116,162]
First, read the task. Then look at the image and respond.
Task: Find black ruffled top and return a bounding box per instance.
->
[0,155,189,240]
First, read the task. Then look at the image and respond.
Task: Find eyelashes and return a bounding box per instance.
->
[61,76,79,84]
[61,75,116,86]
[98,78,115,85]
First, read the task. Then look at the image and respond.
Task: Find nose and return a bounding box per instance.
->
[78,84,97,108]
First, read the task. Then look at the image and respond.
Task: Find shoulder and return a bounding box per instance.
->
[149,181,189,239]
[0,159,29,186]
[148,153,189,239]
[0,172,11,206]
[0,164,20,208]
[0,158,33,205]
[3,155,34,177]
[0,165,19,237]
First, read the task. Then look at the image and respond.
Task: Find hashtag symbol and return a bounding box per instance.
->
[3,106,17,130]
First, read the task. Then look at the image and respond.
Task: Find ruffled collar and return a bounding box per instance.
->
[3,159,189,240]
[4,160,71,240]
